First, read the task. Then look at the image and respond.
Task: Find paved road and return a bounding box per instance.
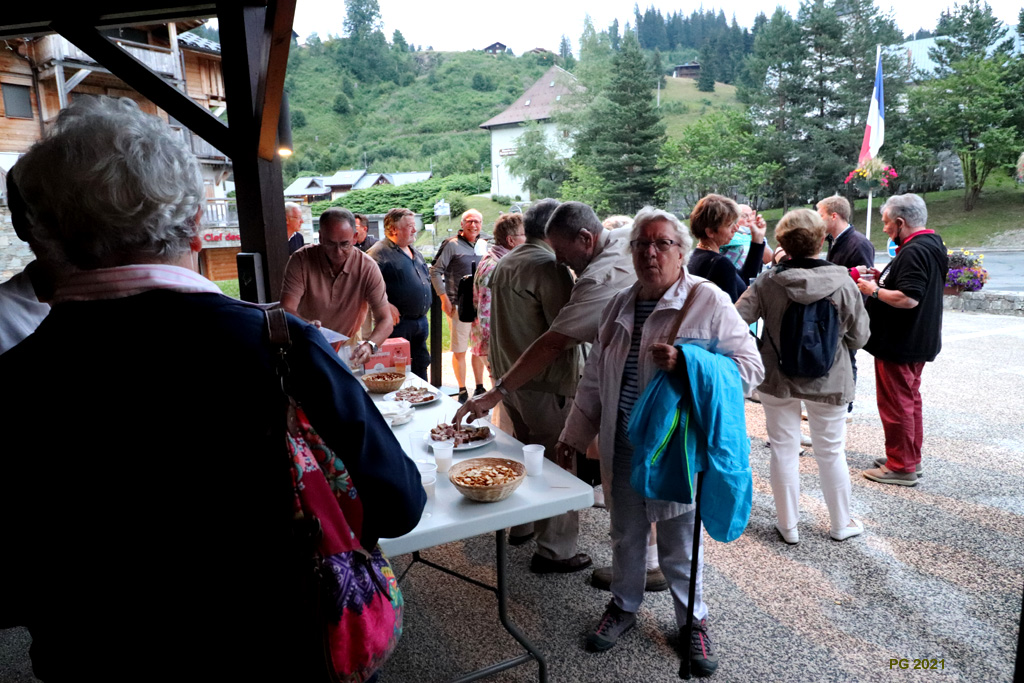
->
[875,248,1024,292]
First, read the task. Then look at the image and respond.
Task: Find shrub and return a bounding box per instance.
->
[290,109,307,128]
[332,93,351,115]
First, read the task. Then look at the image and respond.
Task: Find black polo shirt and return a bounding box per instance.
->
[367,237,432,319]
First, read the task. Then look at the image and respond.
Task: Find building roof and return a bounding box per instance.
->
[178,30,221,55]
[479,65,577,129]
[483,42,506,51]
[283,176,330,197]
[898,33,1023,77]
[323,169,367,188]
[386,171,432,186]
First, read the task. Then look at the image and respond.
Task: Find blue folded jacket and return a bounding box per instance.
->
[627,344,753,542]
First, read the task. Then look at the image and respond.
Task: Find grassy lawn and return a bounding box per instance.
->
[660,77,741,139]
[758,178,1024,251]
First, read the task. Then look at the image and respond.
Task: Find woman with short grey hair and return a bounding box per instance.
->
[0,97,425,681]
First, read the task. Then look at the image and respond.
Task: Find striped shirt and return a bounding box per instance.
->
[615,299,659,456]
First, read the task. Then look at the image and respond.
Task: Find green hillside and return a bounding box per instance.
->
[284,49,553,180]
[658,76,741,137]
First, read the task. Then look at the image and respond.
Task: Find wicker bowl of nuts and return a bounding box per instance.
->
[362,371,407,394]
[448,457,526,503]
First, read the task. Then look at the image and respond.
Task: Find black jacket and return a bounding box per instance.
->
[864,231,947,364]
[0,291,425,681]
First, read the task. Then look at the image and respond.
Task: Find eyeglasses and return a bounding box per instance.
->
[630,239,677,252]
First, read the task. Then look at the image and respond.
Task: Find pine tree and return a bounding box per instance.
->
[738,7,811,210]
[574,32,666,214]
[697,42,716,92]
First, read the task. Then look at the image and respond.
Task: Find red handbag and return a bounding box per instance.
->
[267,308,403,683]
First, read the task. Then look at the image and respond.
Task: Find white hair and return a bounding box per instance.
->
[629,206,692,258]
[14,96,204,269]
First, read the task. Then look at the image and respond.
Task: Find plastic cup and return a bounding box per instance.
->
[523,444,545,476]
[394,352,408,375]
[415,460,437,478]
[433,442,454,473]
[421,474,436,499]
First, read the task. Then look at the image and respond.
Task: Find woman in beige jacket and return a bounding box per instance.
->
[736,209,870,544]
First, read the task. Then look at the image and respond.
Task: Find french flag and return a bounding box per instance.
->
[858,51,885,164]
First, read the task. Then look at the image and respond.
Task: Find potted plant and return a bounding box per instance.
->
[845,157,898,194]
[945,249,989,294]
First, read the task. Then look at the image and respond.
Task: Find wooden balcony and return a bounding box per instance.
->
[34,34,177,78]
[203,198,238,227]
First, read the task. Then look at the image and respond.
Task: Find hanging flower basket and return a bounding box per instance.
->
[946,249,988,293]
[845,157,898,194]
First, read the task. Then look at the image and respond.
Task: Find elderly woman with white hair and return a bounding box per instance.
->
[557,206,762,678]
[0,97,424,681]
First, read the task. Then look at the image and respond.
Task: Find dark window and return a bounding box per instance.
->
[2,84,32,119]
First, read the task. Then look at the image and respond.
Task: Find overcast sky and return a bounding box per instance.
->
[288,0,1022,54]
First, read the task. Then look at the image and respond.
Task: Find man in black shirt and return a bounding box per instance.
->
[367,208,433,380]
[818,195,875,274]
[856,194,946,487]
[354,213,377,252]
[818,194,876,413]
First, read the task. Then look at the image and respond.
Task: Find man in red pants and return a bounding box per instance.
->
[855,194,946,486]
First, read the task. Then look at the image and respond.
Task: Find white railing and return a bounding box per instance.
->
[203,199,238,227]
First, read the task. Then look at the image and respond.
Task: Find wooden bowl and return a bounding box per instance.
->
[363,371,406,394]
[448,458,526,503]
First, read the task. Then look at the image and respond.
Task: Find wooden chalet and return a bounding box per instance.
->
[482,42,506,55]
[0,2,296,302]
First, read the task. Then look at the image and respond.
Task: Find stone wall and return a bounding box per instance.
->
[944,290,1024,316]
[0,205,34,284]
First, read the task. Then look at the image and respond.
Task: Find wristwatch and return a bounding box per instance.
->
[362,340,378,353]
[870,288,880,299]
[494,377,510,398]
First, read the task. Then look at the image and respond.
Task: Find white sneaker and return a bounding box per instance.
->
[592,484,605,508]
[800,434,813,448]
[775,523,799,545]
[830,519,864,542]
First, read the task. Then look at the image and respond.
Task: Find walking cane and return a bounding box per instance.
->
[678,470,704,680]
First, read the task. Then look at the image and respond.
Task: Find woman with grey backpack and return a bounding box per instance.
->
[736,209,870,544]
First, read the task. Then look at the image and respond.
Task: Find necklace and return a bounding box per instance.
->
[697,241,718,252]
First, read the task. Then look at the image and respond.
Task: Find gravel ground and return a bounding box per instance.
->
[1,311,1021,682]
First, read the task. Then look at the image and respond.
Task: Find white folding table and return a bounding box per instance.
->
[372,375,593,682]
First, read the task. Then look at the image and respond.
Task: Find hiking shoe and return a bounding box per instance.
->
[473,385,486,396]
[530,552,592,574]
[590,566,669,592]
[456,389,469,404]
[874,458,922,477]
[682,618,719,677]
[585,602,636,652]
[863,465,918,487]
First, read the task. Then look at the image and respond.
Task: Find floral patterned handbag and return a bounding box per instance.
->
[266,308,403,683]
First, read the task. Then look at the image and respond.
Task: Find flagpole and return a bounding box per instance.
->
[866,191,873,241]
[863,44,881,243]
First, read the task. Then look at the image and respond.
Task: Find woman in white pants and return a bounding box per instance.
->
[736,209,870,543]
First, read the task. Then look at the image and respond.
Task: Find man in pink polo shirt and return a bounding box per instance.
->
[281,207,394,366]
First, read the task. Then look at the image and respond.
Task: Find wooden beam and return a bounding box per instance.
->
[64,67,92,93]
[218,1,288,302]
[49,19,233,157]
[255,0,294,161]
[54,61,68,109]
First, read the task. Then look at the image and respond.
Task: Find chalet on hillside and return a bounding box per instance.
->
[483,42,506,55]
[283,170,433,203]
[0,21,239,281]
[673,62,701,79]
[479,65,576,200]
